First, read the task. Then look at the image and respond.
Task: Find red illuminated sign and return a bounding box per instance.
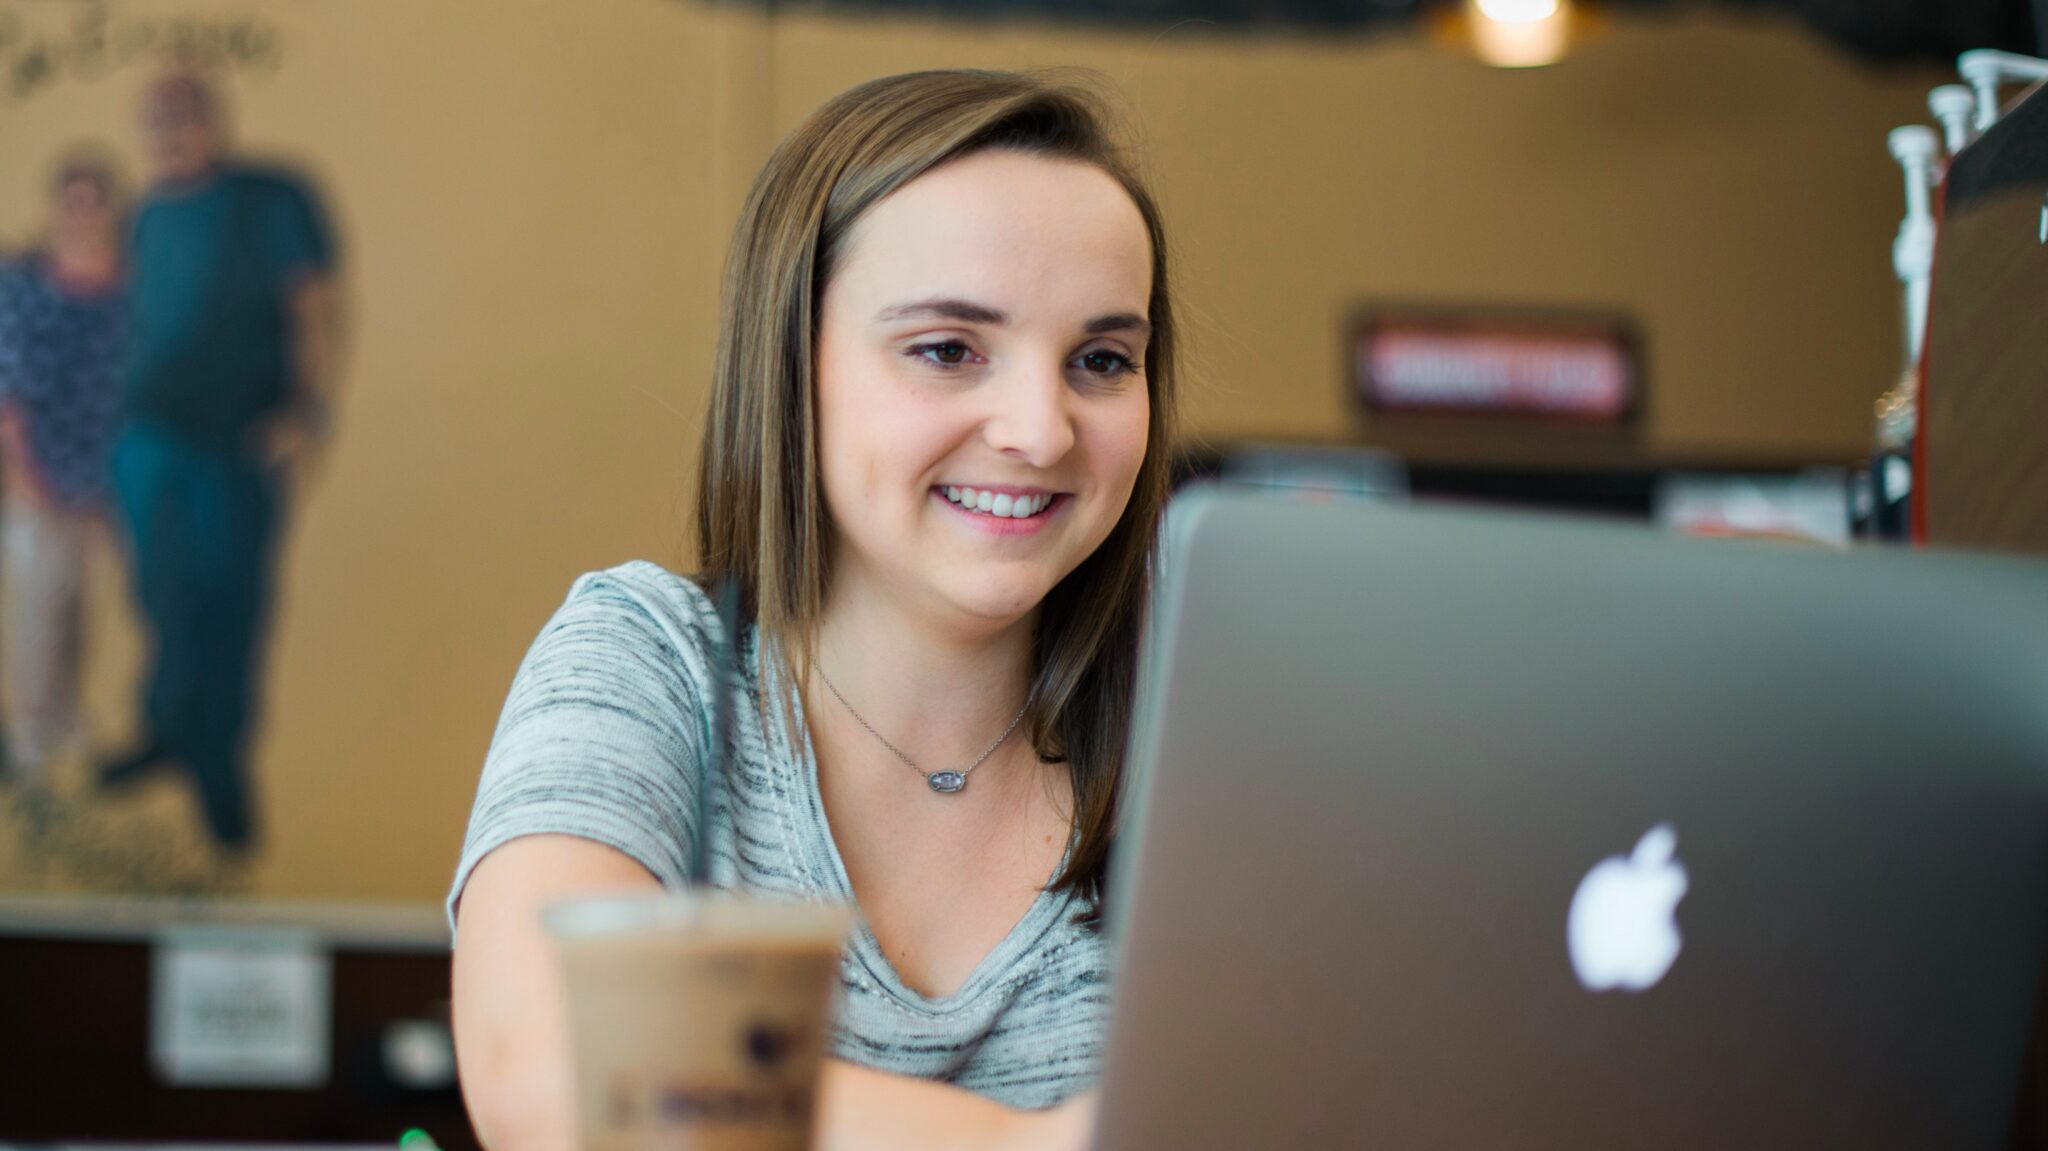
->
[1353,311,1640,424]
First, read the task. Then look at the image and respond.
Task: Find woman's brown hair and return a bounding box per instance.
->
[696,69,1179,916]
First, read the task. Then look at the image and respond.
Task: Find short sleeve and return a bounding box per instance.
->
[262,176,335,284]
[447,566,718,930]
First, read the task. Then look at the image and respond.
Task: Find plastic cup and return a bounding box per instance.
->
[545,892,853,1151]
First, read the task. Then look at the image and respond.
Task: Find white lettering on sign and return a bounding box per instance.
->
[150,928,331,1088]
[1358,327,1634,419]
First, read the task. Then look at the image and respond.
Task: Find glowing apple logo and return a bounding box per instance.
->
[1567,823,1689,993]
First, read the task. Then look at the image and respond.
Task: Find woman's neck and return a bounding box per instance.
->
[810,580,1038,769]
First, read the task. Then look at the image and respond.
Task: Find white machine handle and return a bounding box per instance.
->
[1887,125,1941,364]
[1928,85,1977,155]
[1957,49,2048,132]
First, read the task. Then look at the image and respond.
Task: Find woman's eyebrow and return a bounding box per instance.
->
[873,299,1151,339]
[874,297,1008,325]
[1085,312,1150,338]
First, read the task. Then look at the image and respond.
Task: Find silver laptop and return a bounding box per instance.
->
[1096,487,2048,1150]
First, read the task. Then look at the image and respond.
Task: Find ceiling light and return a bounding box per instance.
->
[1476,0,1559,22]
[1454,0,1581,68]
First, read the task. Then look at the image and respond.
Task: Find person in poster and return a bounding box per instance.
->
[100,71,339,854]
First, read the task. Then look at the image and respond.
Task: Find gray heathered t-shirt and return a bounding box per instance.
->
[449,561,1113,1109]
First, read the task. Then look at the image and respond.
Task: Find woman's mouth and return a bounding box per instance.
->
[933,485,1067,535]
[939,485,1056,519]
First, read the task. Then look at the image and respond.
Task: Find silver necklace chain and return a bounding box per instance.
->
[816,666,1028,795]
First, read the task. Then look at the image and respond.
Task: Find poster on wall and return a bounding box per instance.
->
[0,2,333,897]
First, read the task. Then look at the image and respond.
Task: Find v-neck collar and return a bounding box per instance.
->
[756,630,1078,1014]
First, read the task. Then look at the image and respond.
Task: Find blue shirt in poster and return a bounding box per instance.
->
[128,164,334,454]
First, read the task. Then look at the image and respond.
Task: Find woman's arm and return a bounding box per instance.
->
[452,835,1094,1151]
[453,834,658,1151]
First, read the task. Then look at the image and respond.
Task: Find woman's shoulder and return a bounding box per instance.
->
[563,559,717,616]
[537,561,733,679]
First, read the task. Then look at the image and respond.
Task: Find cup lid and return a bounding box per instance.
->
[543,889,854,943]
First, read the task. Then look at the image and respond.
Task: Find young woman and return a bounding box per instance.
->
[450,69,1179,1151]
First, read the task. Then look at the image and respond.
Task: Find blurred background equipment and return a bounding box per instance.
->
[1655,469,1851,546]
[1871,45,2047,550]
[1919,51,2048,555]
[1217,443,1410,502]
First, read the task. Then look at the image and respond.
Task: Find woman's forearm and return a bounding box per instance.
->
[814,1059,1029,1151]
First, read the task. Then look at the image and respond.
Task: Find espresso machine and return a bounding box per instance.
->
[1876,49,2048,553]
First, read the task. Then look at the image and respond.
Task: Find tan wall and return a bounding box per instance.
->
[0,0,1943,902]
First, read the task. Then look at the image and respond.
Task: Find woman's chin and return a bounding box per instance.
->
[930,576,1058,632]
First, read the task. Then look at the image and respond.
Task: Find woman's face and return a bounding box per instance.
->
[816,149,1153,635]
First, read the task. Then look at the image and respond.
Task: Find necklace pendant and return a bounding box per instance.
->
[928,771,967,794]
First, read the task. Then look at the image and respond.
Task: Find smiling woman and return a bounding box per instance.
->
[816,148,1155,637]
[449,70,1178,1151]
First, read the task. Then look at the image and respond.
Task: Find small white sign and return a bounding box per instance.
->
[150,928,332,1088]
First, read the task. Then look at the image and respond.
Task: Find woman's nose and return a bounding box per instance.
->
[981,363,1077,468]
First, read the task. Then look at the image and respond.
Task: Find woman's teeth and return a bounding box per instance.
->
[942,486,1053,519]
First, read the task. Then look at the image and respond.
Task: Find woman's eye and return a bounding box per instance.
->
[908,341,974,368]
[1075,349,1139,378]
